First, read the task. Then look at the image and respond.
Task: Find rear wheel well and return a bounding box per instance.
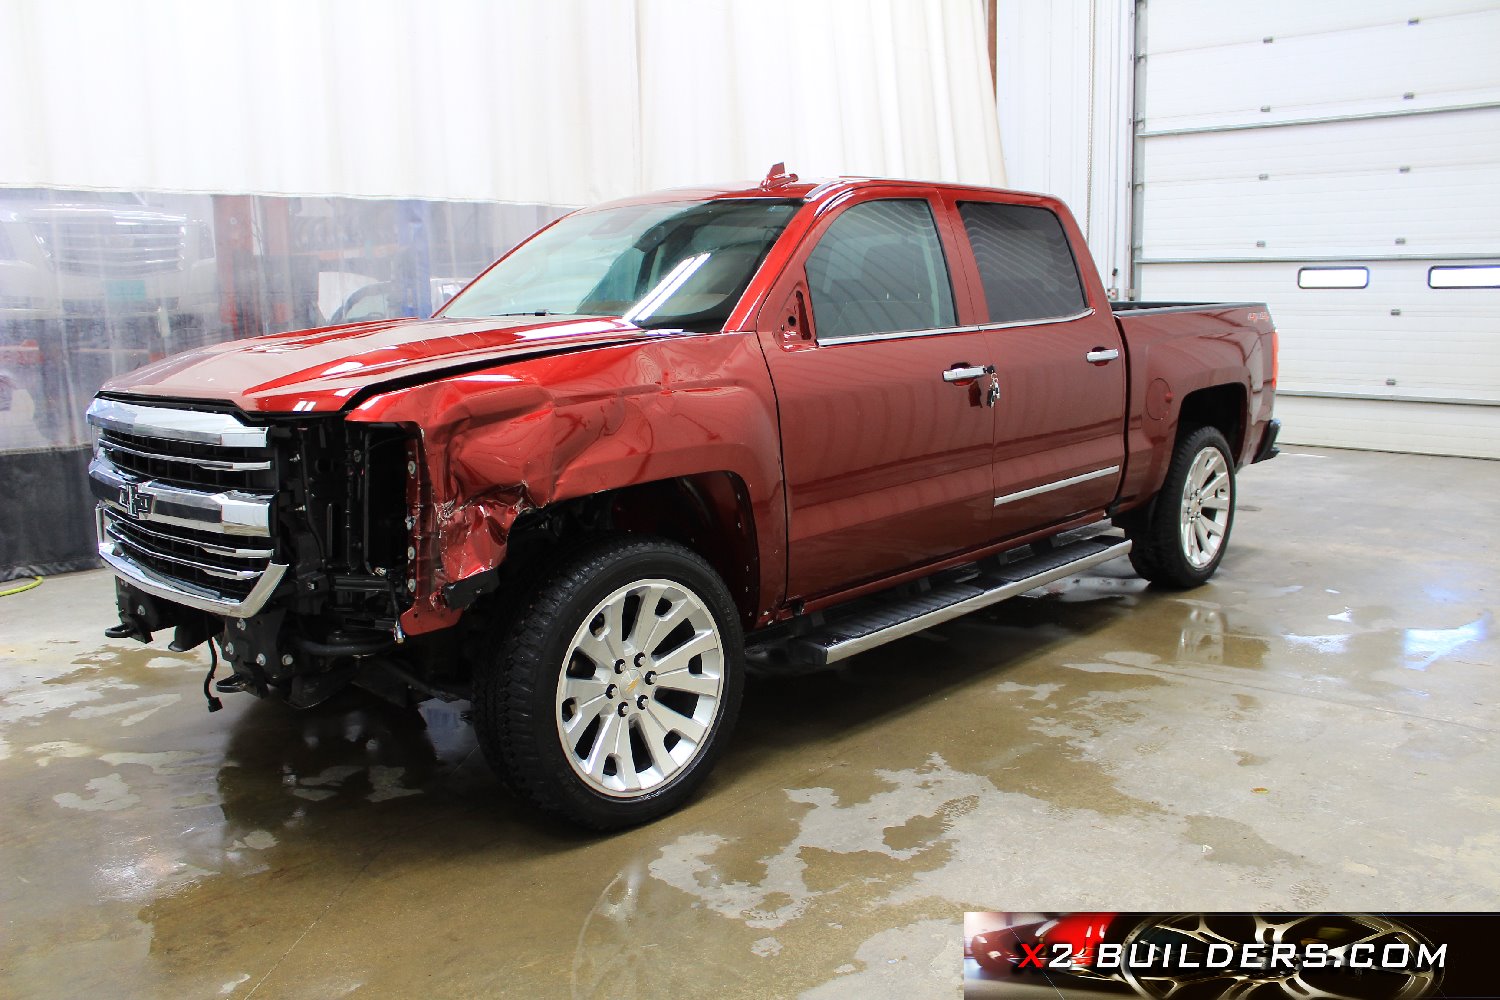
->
[1115,382,1247,536]
[1176,383,1247,459]
[485,473,760,630]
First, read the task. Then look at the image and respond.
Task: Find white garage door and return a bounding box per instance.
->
[1135,0,1500,458]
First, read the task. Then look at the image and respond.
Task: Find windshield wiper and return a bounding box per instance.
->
[490,310,559,317]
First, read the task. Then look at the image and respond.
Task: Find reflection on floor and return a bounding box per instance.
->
[1,447,1497,999]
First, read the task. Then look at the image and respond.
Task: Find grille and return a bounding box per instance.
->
[101,510,272,602]
[87,399,286,616]
[97,427,276,492]
[33,218,187,276]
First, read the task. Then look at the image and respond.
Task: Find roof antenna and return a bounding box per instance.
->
[761,162,798,189]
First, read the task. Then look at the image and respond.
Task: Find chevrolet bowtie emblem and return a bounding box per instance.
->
[119,483,154,519]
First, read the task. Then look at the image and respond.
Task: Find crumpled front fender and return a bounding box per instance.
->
[346,333,784,635]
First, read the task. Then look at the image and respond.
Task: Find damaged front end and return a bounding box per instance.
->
[87,396,459,710]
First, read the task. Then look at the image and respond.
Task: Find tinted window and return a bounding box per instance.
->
[958,202,1085,324]
[805,199,956,341]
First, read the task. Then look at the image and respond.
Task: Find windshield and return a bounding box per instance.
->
[442,198,798,330]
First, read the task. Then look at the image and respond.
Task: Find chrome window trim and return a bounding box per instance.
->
[980,307,1096,332]
[86,397,270,449]
[96,509,287,618]
[818,308,1095,347]
[803,179,857,202]
[993,465,1120,507]
[89,454,273,537]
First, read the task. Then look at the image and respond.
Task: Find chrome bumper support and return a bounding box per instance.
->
[97,508,288,618]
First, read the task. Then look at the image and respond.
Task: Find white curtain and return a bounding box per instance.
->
[0,0,1004,205]
[635,0,1005,191]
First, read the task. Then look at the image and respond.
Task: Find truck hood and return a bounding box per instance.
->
[101,315,694,413]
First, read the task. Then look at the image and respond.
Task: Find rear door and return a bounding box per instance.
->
[758,190,997,600]
[946,194,1127,539]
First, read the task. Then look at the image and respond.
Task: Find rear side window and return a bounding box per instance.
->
[805,199,956,341]
[958,202,1086,324]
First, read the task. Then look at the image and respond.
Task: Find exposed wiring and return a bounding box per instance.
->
[202,638,223,713]
[0,575,43,597]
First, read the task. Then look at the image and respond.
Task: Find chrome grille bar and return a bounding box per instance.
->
[103,511,274,560]
[89,454,273,537]
[98,510,288,618]
[104,517,263,582]
[86,399,286,618]
[97,434,272,472]
[87,398,269,448]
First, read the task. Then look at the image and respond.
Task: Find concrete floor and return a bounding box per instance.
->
[1,446,1497,999]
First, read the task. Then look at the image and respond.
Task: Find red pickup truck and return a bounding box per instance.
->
[87,169,1278,828]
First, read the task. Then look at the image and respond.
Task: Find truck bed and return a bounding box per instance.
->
[1107,299,1278,507]
[1109,300,1263,313]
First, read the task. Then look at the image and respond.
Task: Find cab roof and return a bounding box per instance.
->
[593,171,1048,212]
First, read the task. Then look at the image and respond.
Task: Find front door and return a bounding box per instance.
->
[758,193,997,600]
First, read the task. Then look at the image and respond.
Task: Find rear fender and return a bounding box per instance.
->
[1117,308,1265,506]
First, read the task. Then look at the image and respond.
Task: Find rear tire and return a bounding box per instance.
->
[1125,425,1237,588]
[472,535,744,830]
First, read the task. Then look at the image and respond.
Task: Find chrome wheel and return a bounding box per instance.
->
[555,578,726,798]
[1120,913,1444,1000]
[1179,446,1233,570]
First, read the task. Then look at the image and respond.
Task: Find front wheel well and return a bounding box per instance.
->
[489,473,760,629]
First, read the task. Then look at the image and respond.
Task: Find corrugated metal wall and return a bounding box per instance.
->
[1134,1,1500,458]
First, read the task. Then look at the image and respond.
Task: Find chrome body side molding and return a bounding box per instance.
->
[993,465,1121,507]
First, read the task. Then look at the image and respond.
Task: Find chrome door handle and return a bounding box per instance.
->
[943,364,994,382]
[1085,348,1120,363]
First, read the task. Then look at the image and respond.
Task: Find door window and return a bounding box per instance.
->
[958,202,1086,324]
[804,199,956,341]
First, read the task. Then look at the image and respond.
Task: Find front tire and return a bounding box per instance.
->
[1126,425,1237,588]
[473,535,745,830]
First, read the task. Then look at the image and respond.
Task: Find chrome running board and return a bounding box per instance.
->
[782,535,1132,667]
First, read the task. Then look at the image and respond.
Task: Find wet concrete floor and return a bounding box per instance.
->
[1,446,1497,998]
